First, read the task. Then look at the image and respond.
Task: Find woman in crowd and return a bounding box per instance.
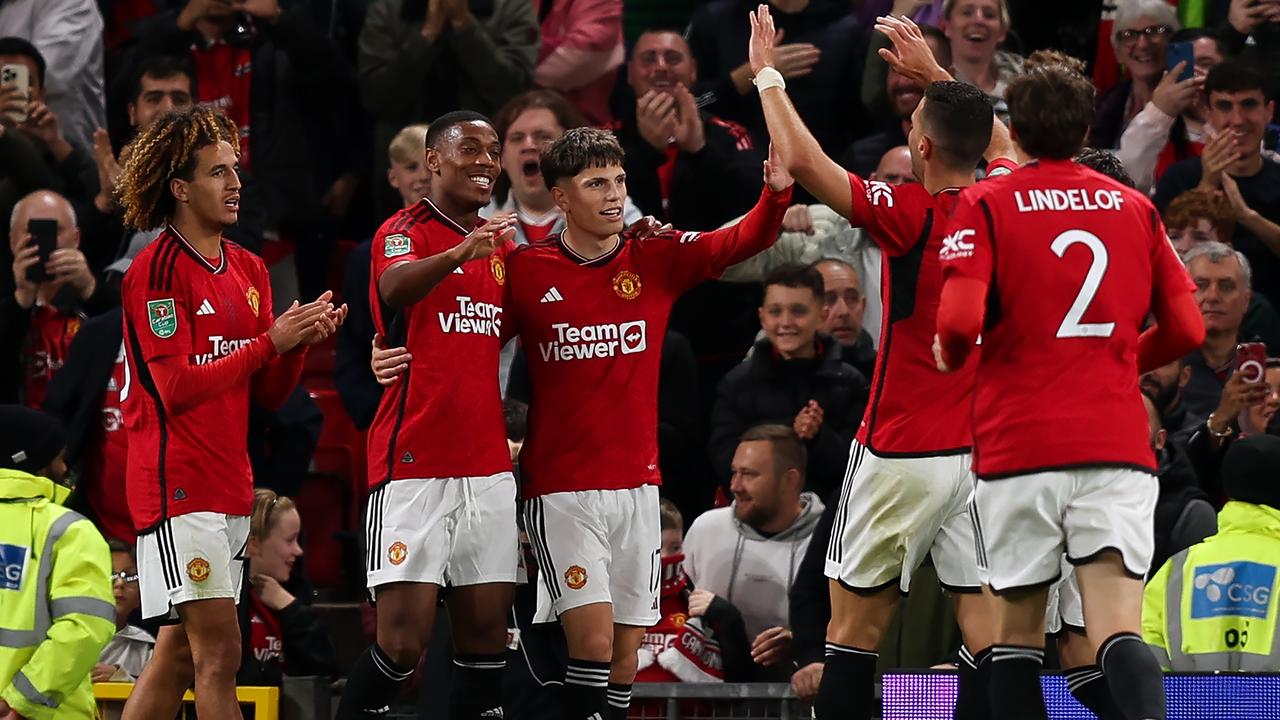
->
[237,489,336,686]
[940,0,1024,110]
[1091,0,1180,148]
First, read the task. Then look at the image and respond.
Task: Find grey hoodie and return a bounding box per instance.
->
[682,491,825,642]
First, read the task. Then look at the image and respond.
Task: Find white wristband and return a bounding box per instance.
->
[753,66,785,92]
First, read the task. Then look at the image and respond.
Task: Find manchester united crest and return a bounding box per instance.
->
[388,541,408,566]
[612,270,641,300]
[564,564,588,590]
[491,255,506,285]
[246,286,261,317]
[186,557,211,583]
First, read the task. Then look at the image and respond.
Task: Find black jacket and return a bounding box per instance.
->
[709,334,867,499]
[788,484,839,668]
[42,307,122,471]
[1151,442,1217,579]
[236,570,337,686]
[335,240,382,430]
[616,109,765,232]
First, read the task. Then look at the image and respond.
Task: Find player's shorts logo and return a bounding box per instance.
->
[147,298,178,338]
[612,270,641,300]
[564,564,588,590]
[388,541,408,566]
[186,557,211,583]
[491,255,506,285]
[246,286,261,317]
[384,234,412,258]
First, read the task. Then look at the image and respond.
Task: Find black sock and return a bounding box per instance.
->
[450,653,507,719]
[1065,665,1125,720]
[335,643,415,719]
[814,642,878,720]
[954,645,992,720]
[606,682,632,720]
[1098,632,1166,720]
[988,645,1048,720]
[563,658,610,720]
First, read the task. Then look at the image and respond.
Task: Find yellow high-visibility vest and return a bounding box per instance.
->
[0,469,115,719]
[1143,501,1280,671]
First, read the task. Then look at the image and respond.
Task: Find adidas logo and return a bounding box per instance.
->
[540,287,564,303]
[452,266,465,275]
[195,299,216,316]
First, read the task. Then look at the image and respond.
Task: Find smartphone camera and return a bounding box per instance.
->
[25,218,57,284]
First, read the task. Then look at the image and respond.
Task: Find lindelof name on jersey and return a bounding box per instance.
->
[438,295,502,337]
[538,320,647,362]
[1014,188,1126,213]
[193,335,255,365]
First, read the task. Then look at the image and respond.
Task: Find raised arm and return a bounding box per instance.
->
[378,214,516,309]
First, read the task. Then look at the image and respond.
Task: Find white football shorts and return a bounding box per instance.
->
[137,511,250,621]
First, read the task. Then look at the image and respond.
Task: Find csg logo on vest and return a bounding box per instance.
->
[0,543,28,591]
[1191,562,1276,619]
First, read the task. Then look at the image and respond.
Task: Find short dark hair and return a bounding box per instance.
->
[1073,148,1136,188]
[917,24,952,69]
[919,81,993,170]
[1171,27,1224,55]
[426,110,494,149]
[130,55,195,105]
[491,89,585,203]
[504,398,528,443]
[739,424,807,481]
[1204,60,1270,101]
[540,127,625,189]
[106,537,134,556]
[0,37,45,89]
[1007,65,1095,160]
[763,264,824,301]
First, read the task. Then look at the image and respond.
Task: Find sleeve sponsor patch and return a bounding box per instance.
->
[384,234,412,258]
[147,298,178,338]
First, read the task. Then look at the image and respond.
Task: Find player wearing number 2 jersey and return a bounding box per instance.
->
[936,65,1204,720]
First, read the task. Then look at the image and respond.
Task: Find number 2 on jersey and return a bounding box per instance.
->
[1051,229,1115,339]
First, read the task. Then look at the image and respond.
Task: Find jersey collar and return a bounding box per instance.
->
[419,196,473,236]
[555,230,624,267]
[166,225,226,274]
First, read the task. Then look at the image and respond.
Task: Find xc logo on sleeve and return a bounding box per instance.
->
[1191,562,1275,619]
[940,229,977,261]
[866,181,895,207]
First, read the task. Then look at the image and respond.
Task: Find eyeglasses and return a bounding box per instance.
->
[111,571,139,584]
[1117,25,1173,45]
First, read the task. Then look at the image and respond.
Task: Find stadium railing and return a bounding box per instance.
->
[630,682,805,720]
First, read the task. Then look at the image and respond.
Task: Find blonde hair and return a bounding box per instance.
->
[115,105,240,230]
[251,488,298,541]
[388,123,431,167]
[659,498,683,533]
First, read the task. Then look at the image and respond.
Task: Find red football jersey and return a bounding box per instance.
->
[940,158,1195,479]
[85,342,133,544]
[121,228,274,531]
[21,305,82,409]
[842,174,979,457]
[366,198,512,486]
[505,186,791,498]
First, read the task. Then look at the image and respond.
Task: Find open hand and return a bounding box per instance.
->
[671,84,706,153]
[763,143,794,192]
[1229,0,1280,35]
[93,128,122,212]
[1198,130,1241,190]
[636,89,678,151]
[371,333,411,385]
[1221,173,1257,223]
[452,213,516,264]
[1151,62,1203,118]
[748,5,780,76]
[875,14,950,85]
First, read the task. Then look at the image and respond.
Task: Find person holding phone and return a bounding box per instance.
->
[0,189,104,408]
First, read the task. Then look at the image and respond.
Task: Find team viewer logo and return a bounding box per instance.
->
[246,287,261,317]
[1191,562,1275,619]
[613,270,641,300]
[147,299,177,338]
[384,234,411,258]
[491,255,506,285]
[388,541,408,566]
[186,557,211,583]
[565,565,588,590]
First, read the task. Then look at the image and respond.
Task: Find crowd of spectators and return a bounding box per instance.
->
[3,0,1280,705]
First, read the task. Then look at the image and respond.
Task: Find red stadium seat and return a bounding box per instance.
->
[302,336,337,392]
[295,473,346,590]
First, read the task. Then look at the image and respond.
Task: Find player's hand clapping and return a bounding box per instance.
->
[763,143,795,192]
[451,212,516,265]
[750,626,793,667]
[268,293,338,354]
[875,14,952,86]
[793,399,823,440]
[371,333,411,386]
[1197,130,1242,191]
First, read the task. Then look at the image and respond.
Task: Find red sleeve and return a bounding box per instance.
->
[150,335,278,414]
[844,173,929,256]
[937,277,987,370]
[936,190,997,369]
[121,263,193,362]
[498,242,520,344]
[1138,217,1205,372]
[371,221,425,301]
[655,184,793,293]
[939,190,995,284]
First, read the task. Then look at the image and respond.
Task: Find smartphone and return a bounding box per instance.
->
[1167,41,1195,83]
[0,63,29,124]
[25,218,57,284]
[1234,342,1268,384]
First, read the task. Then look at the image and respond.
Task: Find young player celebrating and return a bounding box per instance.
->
[935,64,1204,720]
[115,105,346,720]
[748,8,1015,719]
[337,111,520,720]
[508,127,792,720]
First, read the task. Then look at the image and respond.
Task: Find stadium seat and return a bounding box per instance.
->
[301,336,338,392]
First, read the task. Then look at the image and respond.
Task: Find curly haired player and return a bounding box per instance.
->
[115,105,346,720]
